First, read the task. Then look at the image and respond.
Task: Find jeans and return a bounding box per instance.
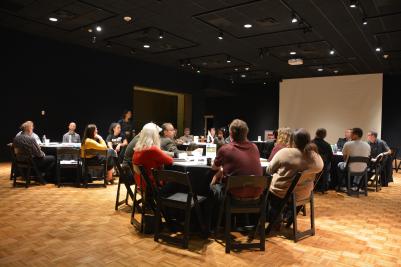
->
[33,155,56,179]
[337,162,363,188]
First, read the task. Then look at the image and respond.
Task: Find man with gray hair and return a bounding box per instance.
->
[16,121,42,145]
[13,121,55,182]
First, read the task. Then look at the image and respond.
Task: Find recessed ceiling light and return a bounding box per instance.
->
[243,24,252,28]
[383,54,389,59]
[265,72,269,75]
[329,49,335,55]
[196,70,201,73]
[245,67,250,71]
[218,31,223,40]
[241,74,246,78]
[362,18,368,25]
[226,56,231,63]
[290,51,296,55]
[49,17,58,22]
[123,16,132,22]
[88,28,93,33]
[96,26,102,32]
[159,31,164,39]
[375,47,381,52]
[349,0,357,8]
[263,82,267,85]
[143,44,150,48]
[334,70,339,74]
[291,13,298,23]
[234,68,238,71]
[317,68,324,72]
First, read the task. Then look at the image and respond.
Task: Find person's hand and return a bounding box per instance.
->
[95,134,103,140]
[115,145,121,153]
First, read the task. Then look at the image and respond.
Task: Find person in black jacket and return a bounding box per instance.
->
[336,128,352,150]
[312,128,333,192]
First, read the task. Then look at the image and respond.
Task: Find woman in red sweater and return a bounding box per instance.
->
[133,123,173,189]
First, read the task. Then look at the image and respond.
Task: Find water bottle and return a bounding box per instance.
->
[42,135,46,144]
[68,135,72,143]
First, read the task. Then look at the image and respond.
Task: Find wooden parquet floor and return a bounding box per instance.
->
[0,162,401,267]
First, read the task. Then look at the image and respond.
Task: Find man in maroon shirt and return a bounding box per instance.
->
[209,119,263,229]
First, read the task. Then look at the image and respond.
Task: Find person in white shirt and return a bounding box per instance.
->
[337,127,371,191]
[16,121,42,145]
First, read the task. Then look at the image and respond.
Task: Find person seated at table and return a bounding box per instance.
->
[268,127,292,161]
[118,110,135,142]
[62,122,81,143]
[337,128,371,191]
[337,128,352,150]
[265,129,278,159]
[178,127,194,144]
[160,123,203,157]
[214,128,226,150]
[266,128,323,226]
[133,123,173,190]
[106,122,128,162]
[16,121,42,145]
[210,119,263,229]
[312,128,333,193]
[367,130,392,186]
[13,121,55,182]
[81,124,115,184]
[207,127,216,143]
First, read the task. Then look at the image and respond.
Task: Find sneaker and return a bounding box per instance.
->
[339,187,347,192]
[351,186,358,191]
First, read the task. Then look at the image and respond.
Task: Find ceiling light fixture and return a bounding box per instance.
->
[263,82,267,85]
[123,16,132,22]
[349,0,358,8]
[291,13,298,23]
[290,51,296,55]
[49,17,58,22]
[383,54,389,59]
[218,31,224,40]
[362,18,368,25]
[317,68,324,72]
[245,67,250,71]
[241,74,246,78]
[226,56,231,63]
[243,24,252,28]
[106,41,112,48]
[88,28,93,33]
[375,47,382,52]
[159,31,164,39]
[234,68,238,71]
[143,44,150,48]
[334,70,339,74]
[329,49,335,55]
[96,26,102,32]
[196,69,201,74]
[259,48,264,59]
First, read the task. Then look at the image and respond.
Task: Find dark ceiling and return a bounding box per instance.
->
[0,0,400,83]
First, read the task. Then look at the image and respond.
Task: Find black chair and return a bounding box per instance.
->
[56,147,81,187]
[390,147,400,172]
[219,175,271,253]
[265,172,303,236]
[153,169,207,249]
[346,156,370,197]
[8,143,17,181]
[131,165,157,234]
[81,149,108,188]
[12,146,45,188]
[367,154,384,192]
[113,158,135,210]
[286,172,318,242]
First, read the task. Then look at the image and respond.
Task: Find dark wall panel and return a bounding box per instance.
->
[381,74,401,149]
[205,83,280,140]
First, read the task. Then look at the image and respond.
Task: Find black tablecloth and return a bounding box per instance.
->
[166,164,214,196]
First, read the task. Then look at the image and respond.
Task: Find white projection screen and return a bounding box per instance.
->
[279,73,383,144]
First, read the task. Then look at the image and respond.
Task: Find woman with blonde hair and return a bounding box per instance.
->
[268,127,293,161]
[133,123,173,189]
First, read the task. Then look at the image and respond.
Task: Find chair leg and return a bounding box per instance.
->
[397,160,401,173]
[292,196,298,242]
[260,207,266,251]
[225,202,231,254]
[57,165,61,188]
[347,173,351,196]
[302,205,306,216]
[154,200,161,242]
[183,207,191,249]
[26,167,31,188]
[310,194,315,236]
[194,202,207,237]
[125,191,129,205]
[364,173,368,197]
[115,181,121,211]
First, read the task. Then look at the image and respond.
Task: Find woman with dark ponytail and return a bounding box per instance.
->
[266,128,323,225]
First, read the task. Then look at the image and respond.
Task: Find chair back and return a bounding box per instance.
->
[346,156,370,175]
[153,169,192,192]
[57,147,80,162]
[13,146,33,166]
[83,148,107,157]
[115,159,134,185]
